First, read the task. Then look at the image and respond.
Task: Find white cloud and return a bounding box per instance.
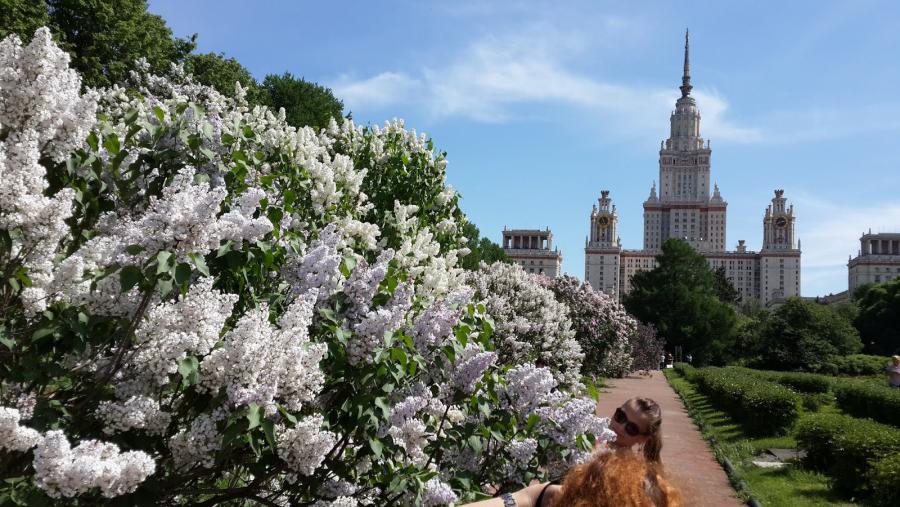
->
[332,72,420,109]
[793,192,900,294]
[329,27,759,141]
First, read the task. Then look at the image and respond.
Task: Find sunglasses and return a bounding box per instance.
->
[614,407,648,437]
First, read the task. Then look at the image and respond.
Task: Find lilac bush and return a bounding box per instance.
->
[467,262,584,386]
[543,275,637,378]
[0,29,612,505]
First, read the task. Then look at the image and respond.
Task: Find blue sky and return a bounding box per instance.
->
[149,0,900,297]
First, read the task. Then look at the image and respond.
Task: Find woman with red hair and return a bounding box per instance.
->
[462,450,682,507]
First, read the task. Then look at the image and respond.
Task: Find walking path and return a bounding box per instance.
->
[595,371,744,507]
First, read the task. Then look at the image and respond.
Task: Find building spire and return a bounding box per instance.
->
[680,29,692,97]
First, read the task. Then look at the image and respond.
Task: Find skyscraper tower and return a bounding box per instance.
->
[643,29,726,252]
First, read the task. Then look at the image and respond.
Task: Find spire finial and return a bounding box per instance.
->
[680,29,692,97]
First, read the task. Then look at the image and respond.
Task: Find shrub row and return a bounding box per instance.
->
[692,367,800,436]
[834,380,900,428]
[728,367,833,394]
[673,362,697,381]
[829,354,892,376]
[796,413,900,503]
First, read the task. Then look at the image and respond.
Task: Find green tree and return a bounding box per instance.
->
[754,297,862,371]
[261,72,344,130]
[622,239,737,365]
[0,0,49,41]
[713,265,741,304]
[854,278,900,355]
[45,0,196,88]
[459,221,508,270]
[184,52,265,103]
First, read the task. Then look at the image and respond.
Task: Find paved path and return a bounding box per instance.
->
[595,371,744,507]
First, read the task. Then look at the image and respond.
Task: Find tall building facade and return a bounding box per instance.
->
[502,228,562,277]
[848,232,900,293]
[585,31,801,307]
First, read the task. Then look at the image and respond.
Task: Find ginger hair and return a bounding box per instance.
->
[551,451,682,507]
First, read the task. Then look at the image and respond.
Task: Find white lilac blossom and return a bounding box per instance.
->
[422,477,458,506]
[387,417,431,466]
[348,281,414,364]
[168,413,222,471]
[450,344,497,393]
[276,415,336,475]
[508,438,538,466]
[32,430,156,498]
[0,28,98,315]
[504,364,556,415]
[535,398,610,447]
[286,224,345,301]
[344,248,394,318]
[95,396,171,436]
[0,407,42,452]
[468,262,583,385]
[55,170,269,316]
[201,290,325,414]
[312,498,358,507]
[409,294,467,354]
[542,276,637,377]
[113,277,237,399]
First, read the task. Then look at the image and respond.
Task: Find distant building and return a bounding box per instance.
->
[583,31,801,307]
[848,232,900,293]
[502,227,562,277]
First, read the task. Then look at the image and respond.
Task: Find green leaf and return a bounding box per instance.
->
[374,397,391,419]
[262,419,276,449]
[0,335,15,350]
[156,251,173,274]
[369,437,384,458]
[86,131,99,151]
[177,356,200,386]
[103,134,120,155]
[467,435,483,453]
[188,253,210,276]
[126,244,145,255]
[120,266,142,292]
[31,327,55,343]
[174,263,192,284]
[152,106,166,123]
[157,278,173,298]
[247,404,262,430]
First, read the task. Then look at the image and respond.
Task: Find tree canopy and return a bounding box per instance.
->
[854,278,900,355]
[184,52,263,102]
[622,239,737,364]
[750,297,862,371]
[45,0,196,88]
[459,221,508,270]
[261,72,344,130]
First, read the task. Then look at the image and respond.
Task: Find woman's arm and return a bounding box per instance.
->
[460,483,560,507]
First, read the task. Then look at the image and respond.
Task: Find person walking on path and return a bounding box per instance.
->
[887,355,900,388]
[595,372,744,506]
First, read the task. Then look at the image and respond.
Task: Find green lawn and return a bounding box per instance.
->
[665,371,858,507]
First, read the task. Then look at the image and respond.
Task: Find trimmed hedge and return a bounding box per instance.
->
[831,354,892,376]
[692,367,800,435]
[834,380,900,428]
[796,413,900,497]
[769,371,833,393]
[869,453,900,507]
[725,366,833,393]
[673,362,697,381]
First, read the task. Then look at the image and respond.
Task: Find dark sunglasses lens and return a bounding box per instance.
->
[614,408,626,423]
[625,422,640,436]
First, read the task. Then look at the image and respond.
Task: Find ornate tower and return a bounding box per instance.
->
[585,190,622,298]
[762,189,796,250]
[590,190,619,248]
[760,189,801,305]
[644,29,725,252]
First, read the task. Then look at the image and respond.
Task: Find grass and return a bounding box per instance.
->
[665,370,858,507]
